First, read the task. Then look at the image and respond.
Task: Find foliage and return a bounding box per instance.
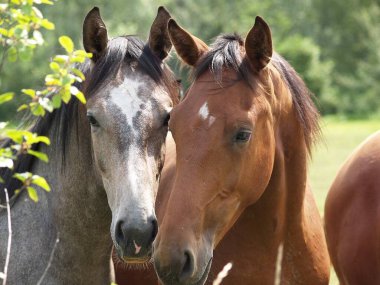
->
[0,0,91,204]
[1,0,379,117]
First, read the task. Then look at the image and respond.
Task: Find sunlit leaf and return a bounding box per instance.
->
[74,91,86,104]
[49,61,60,72]
[34,136,50,145]
[17,104,28,111]
[27,186,39,202]
[32,175,50,192]
[27,149,48,162]
[22,89,36,98]
[0,157,14,168]
[0,28,8,37]
[13,172,32,182]
[30,103,45,116]
[40,19,55,30]
[53,55,69,63]
[33,30,44,45]
[60,88,71,104]
[52,94,62,108]
[59,36,74,53]
[39,97,54,112]
[71,68,85,81]
[0,92,14,104]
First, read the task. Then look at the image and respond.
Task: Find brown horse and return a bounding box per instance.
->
[152,16,330,285]
[325,131,380,285]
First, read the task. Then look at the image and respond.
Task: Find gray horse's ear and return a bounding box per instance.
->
[148,6,172,60]
[83,7,108,62]
[167,19,208,66]
[245,16,273,71]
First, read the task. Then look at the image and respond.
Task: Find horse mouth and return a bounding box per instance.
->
[113,247,152,265]
[121,256,151,264]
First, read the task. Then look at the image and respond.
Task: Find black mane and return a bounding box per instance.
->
[194,33,320,153]
[0,36,175,204]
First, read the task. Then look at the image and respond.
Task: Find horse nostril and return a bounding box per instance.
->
[149,217,158,244]
[115,220,125,245]
[179,250,195,281]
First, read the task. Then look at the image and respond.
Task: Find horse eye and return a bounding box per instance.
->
[163,113,170,127]
[235,130,252,143]
[87,115,99,127]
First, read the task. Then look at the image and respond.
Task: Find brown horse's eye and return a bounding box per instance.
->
[87,114,99,127]
[235,130,252,143]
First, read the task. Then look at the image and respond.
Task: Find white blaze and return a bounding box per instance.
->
[199,102,209,120]
[110,77,144,135]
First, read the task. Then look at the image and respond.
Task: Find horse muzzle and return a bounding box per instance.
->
[113,215,158,262]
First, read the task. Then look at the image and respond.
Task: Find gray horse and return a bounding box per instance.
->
[0,7,178,284]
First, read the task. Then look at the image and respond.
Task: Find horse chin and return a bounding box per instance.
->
[193,257,213,285]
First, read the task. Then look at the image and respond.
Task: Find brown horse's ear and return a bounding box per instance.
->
[167,19,208,66]
[245,16,273,71]
[148,6,172,60]
[83,7,108,62]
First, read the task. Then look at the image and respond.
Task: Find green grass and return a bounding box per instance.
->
[309,116,379,285]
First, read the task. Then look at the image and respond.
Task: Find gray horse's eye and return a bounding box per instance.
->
[87,114,99,127]
[163,113,170,127]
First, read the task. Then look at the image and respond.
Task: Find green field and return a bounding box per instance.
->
[309,116,379,285]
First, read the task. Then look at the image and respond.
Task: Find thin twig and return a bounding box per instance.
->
[274,243,284,285]
[213,262,233,285]
[36,233,60,285]
[1,188,12,285]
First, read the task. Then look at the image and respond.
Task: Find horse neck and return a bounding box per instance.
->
[38,106,113,281]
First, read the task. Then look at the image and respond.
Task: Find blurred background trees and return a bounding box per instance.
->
[1,0,379,120]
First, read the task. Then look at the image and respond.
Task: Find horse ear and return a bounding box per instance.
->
[167,19,208,66]
[83,7,108,62]
[148,6,172,60]
[245,16,273,71]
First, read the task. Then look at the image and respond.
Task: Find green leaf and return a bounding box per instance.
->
[13,172,32,182]
[27,150,48,162]
[74,91,86,104]
[49,61,60,72]
[45,74,61,86]
[32,175,50,192]
[60,88,71,104]
[59,36,74,53]
[41,19,55,30]
[53,55,69,63]
[0,92,14,104]
[7,47,17,62]
[30,103,46,116]
[52,94,62,108]
[17,104,28,112]
[71,68,85,81]
[0,28,8,37]
[27,186,39,202]
[34,136,50,145]
[21,89,36,98]
[6,129,27,144]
